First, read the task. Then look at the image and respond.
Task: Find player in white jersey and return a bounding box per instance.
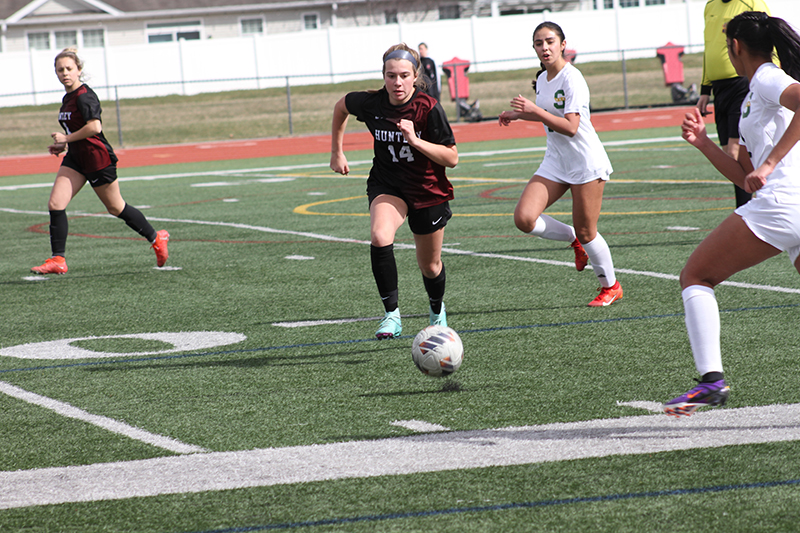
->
[498,21,622,307]
[664,11,800,417]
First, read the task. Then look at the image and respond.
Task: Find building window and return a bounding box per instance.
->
[619,0,639,6]
[303,13,319,30]
[55,31,77,49]
[644,0,665,4]
[146,20,202,43]
[28,32,50,50]
[83,29,105,48]
[385,10,398,24]
[439,5,461,19]
[241,18,264,36]
[500,8,526,15]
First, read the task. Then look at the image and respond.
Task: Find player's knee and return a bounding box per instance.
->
[419,261,441,279]
[513,211,536,233]
[679,265,715,290]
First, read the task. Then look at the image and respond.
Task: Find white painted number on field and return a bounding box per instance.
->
[0,331,246,360]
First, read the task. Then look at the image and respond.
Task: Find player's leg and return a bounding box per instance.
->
[414,228,447,327]
[571,179,622,306]
[370,194,407,339]
[31,166,86,274]
[93,178,170,266]
[408,201,451,327]
[514,175,588,269]
[665,214,780,416]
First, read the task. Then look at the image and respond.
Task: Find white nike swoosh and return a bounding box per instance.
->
[432,217,443,225]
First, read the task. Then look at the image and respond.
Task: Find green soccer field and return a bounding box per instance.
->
[1,126,800,532]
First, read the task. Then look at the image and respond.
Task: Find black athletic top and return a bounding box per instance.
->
[58,85,117,173]
[345,88,455,209]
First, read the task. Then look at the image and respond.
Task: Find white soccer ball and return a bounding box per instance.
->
[411,325,463,377]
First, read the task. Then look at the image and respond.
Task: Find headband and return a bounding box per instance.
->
[384,49,418,69]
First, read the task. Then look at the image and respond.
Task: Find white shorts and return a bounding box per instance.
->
[735,190,800,264]
[534,157,611,185]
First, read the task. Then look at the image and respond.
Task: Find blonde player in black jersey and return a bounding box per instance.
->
[31,48,169,275]
[331,43,458,339]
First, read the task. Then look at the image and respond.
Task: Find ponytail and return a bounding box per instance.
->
[727,11,800,81]
[531,63,546,91]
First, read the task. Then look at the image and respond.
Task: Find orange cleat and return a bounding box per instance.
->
[31,256,68,275]
[570,239,588,271]
[588,280,622,307]
[152,230,170,267]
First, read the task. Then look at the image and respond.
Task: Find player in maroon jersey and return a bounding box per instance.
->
[31,48,169,275]
[331,43,458,339]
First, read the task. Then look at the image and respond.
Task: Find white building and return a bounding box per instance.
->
[1,0,675,53]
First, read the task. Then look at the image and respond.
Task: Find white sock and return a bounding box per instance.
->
[682,285,723,375]
[582,233,616,287]
[529,214,576,243]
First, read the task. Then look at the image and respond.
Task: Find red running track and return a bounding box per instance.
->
[0,106,693,178]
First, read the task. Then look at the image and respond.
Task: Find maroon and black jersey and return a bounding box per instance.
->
[58,85,117,173]
[345,88,455,209]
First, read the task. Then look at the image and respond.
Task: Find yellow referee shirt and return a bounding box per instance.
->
[702,0,772,87]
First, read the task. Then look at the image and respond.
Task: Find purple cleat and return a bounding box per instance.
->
[664,380,730,417]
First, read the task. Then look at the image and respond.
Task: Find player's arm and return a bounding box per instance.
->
[682,107,748,188]
[397,118,458,168]
[330,96,351,175]
[508,94,579,137]
[51,119,101,145]
[743,83,800,192]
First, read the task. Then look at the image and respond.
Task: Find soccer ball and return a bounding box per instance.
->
[411,325,463,377]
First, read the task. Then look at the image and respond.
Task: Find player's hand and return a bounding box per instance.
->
[743,163,772,193]
[681,108,708,147]
[696,94,711,117]
[48,142,66,156]
[51,132,67,144]
[498,110,519,126]
[330,151,349,175]
[510,95,536,114]
[397,119,416,144]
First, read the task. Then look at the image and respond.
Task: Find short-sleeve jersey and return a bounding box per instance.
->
[345,88,455,209]
[534,63,612,181]
[739,63,800,198]
[59,85,117,173]
[702,0,771,87]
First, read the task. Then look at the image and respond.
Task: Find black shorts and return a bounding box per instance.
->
[61,151,118,188]
[368,186,451,235]
[711,76,749,146]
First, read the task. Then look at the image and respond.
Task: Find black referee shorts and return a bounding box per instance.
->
[711,76,749,146]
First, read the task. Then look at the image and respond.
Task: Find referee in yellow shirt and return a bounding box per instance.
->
[698,0,771,207]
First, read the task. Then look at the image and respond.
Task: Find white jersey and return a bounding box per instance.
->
[534,63,612,182]
[739,62,800,202]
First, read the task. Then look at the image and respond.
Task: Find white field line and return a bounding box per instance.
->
[390,420,450,432]
[1,402,798,510]
[0,381,207,455]
[6,207,798,296]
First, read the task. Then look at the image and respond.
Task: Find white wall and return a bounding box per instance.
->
[3,0,799,107]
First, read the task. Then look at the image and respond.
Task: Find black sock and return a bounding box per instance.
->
[371,244,398,312]
[49,209,68,257]
[701,372,724,383]
[423,263,446,314]
[117,203,157,242]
